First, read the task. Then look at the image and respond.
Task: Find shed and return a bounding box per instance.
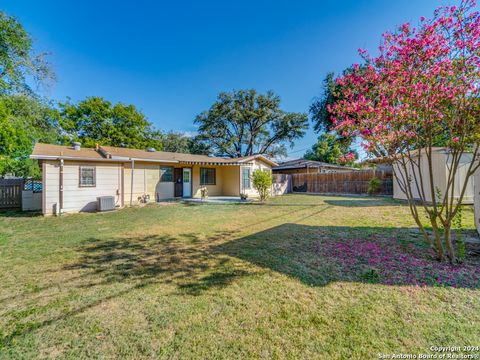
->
[393,147,474,204]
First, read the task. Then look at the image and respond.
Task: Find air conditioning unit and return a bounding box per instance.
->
[97,196,115,212]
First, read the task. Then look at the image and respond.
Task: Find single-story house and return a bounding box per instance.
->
[30,143,277,215]
[393,147,474,204]
[272,159,356,175]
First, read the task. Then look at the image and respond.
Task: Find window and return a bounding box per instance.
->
[79,166,96,187]
[200,168,216,185]
[241,167,251,190]
[183,170,190,183]
[160,167,173,182]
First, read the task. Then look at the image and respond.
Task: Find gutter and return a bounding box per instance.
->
[30,155,180,163]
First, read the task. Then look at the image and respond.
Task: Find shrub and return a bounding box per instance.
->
[367,177,381,195]
[252,170,272,202]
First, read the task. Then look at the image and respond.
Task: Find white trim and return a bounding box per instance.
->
[30,155,179,164]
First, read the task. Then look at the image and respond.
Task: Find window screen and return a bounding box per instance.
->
[160,167,173,182]
[242,167,251,190]
[200,168,216,185]
[79,166,96,187]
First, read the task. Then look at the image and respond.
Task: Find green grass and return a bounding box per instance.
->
[0,195,479,359]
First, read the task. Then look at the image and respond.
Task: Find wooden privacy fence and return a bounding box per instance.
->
[291,170,393,195]
[0,179,24,209]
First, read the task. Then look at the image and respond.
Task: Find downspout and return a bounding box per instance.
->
[121,163,125,207]
[130,158,134,206]
[59,158,64,215]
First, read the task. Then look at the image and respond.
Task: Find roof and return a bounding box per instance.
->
[30,143,278,166]
[273,158,356,171]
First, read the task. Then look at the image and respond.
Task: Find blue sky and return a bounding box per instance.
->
[5,0,449,159]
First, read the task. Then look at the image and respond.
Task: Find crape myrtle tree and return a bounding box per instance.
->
[330,0,480,263]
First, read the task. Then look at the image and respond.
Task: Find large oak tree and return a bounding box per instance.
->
[195,89,308,158]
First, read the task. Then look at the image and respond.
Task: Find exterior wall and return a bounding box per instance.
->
[43,161,60,215]
[124,162,176,204]
[63,161,122,213]
[41,158,275,214]
[241,159,272,198]
[192,165,224,197]
[474,170,480,235]
[222,166,240,196]
[393,150,474,204]
[43,160,122,215]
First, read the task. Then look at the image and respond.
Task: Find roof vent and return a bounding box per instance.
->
[146,147,156,152]
[72,142,81,151]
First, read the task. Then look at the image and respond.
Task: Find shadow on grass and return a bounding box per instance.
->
[0,230,250,347]
[0,210,42,218]
[3,220,479,348]
[216,224,480,289]
[323,198,400,207]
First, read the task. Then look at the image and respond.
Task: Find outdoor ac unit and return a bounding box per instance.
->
[97,196,115,212]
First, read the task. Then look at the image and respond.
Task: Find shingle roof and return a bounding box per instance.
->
[31,143,105,159]
[273,158,356,170]
[30,143,278,166]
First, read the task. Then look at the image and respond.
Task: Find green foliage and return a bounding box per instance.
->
[162,132,211,154]
[453,205,466,262]
[310,73,339,133]
[0,11,53,94]
[0,95,61,177]
[367,177,382,195]
[195,89,308,158]
[304,133,357,165]
[252,170,272,202]
[59,97,164,149]
[360,268,380,283]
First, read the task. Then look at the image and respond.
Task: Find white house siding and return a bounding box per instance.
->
[241,159,273,198]
[43,161,60,215]
[42,160,122,214]
[62,161,122,212]
[393,150,474,204]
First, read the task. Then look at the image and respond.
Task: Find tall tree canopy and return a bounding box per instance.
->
[304,133,357,165]
[307,72,358,165]
[161,132,211,155]
[0,11,53,94]
[59,97,164,150]
[195,89,308,158]
[0,96,61,177]
[309,72,339,134]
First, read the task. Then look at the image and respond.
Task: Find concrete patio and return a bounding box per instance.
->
[182,196,254,204]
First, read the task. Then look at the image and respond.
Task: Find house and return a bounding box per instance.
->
[30,143,277,215]
[272,159,356,175]
[393,147,474,204]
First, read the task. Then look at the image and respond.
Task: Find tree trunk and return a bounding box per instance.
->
[443,225,457,264]
[430,219,445,261]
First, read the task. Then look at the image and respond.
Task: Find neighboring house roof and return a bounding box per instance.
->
[30,143,278,166]
[273,158,356,171]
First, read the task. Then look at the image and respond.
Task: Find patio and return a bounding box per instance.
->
[182,196,254,204]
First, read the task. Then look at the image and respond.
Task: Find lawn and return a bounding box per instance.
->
[0,194,479,359]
